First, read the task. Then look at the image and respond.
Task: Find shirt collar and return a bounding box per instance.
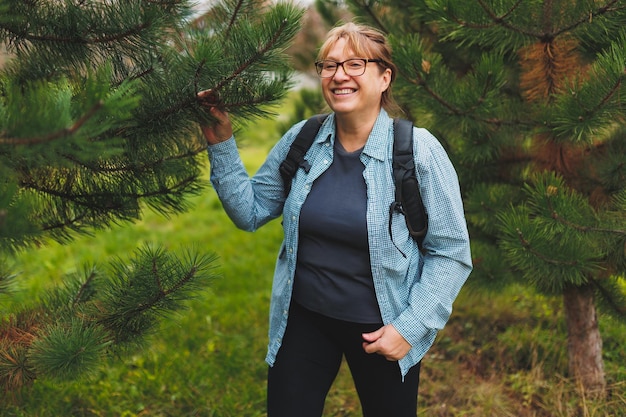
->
[363,109,393,162]
[315,109,393,162]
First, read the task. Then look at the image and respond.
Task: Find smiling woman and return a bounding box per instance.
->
[315,34,392,150]
[197,21,472,417]
[314,23,399,121]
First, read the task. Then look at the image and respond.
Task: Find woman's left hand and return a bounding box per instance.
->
[362,324,411,361]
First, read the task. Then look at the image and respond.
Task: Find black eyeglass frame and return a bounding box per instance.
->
[314,58,384,78]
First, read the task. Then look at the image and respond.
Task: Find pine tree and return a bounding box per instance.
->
[346,0,626,395]
[0,0,303,394]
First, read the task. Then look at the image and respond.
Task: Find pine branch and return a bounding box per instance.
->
[96,245,218,345]
[2,21,150,45]
[450,0,541,37]
[595,76,623,111]
[212,17,293,96]
[0,343,36,392]
[225,93,289,110]
[546,195,626,237]
[402,68,536,128]
[14,170,201,238]
[454,0,622,41]
[1,244,217,389]
[551,0,623,39]
[72,267,99,308]
[28,320,110,382]
[22,173,198,210]
[224,0,246,40]
[0,270,15,297]
[0,101,104,146]
[348,0,389,34]
[59,145,207,174]
[514,227,580,267]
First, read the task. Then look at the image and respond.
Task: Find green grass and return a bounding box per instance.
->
[2,103,626,416]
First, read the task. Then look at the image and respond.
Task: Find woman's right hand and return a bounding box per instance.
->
[198,90,233,145]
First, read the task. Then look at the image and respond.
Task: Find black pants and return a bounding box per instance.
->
[267,302,420,417]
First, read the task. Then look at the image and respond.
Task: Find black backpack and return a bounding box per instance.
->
[278,114,428,252]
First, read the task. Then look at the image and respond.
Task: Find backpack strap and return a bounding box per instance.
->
[391,118,414,203]
[279,114,329,197]
[390,118,428,254]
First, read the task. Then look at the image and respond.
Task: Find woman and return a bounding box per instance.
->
[199,22,472,417]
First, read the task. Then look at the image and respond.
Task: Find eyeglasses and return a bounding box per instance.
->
[314,58,384,78]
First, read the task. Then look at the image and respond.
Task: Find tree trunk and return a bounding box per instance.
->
[562,283,606,395]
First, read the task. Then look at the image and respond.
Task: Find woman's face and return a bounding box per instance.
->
[320,38,391,118]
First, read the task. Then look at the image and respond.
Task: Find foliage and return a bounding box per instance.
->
[0,0,304,392]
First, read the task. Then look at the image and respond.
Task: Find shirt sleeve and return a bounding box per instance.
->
[206,123,304,232]
[392,128,473,360]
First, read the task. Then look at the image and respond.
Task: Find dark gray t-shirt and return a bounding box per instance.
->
[293,140,382,323]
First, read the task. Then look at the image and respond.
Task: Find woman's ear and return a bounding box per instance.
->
[381,68,392,91]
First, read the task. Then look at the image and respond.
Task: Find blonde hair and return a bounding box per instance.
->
[317,22,401,115]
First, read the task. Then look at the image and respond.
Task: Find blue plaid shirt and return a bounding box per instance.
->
[207,109,472,378]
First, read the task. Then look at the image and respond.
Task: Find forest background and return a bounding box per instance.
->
[1,0,625,416]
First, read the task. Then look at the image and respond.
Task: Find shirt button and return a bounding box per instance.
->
[323,159,329,164]
[291,216,296,221]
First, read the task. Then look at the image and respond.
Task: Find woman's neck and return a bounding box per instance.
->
[334,110,380,152]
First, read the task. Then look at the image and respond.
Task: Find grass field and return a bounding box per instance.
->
[3,108,626,416]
